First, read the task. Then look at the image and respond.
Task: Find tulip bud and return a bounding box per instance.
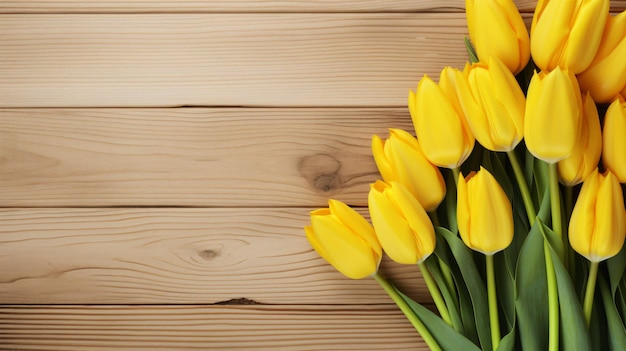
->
[457,167,513,255]
[602,98,626,182]
[408,68,475,169]
[577,11,626,103]
[456,57,526,152]
[557,93,602,186]
[524,67,583,163]
[305,199,382,279]
[368,180,436,265]
[465,0,530,74]
[371,129,446,211]
[531,0,610,74]
[569,169,625,262]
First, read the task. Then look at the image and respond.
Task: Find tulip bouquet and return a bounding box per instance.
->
[304,0,626,350]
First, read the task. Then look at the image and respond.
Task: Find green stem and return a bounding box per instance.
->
[548,163,562,240]
[452,167,461,185]
[372,273,442,351]
[544,242,559,351]
[564,185,574,272]
[418,262,452,327]
[507,150,536,226]
[583,261,599,326]
[486,254,500,350]
[428,210,457,308]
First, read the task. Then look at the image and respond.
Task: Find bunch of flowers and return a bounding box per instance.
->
[304,0,626,350]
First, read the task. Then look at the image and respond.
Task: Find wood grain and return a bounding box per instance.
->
[0,108,413,207]
[1,0,624,13]
[0,305,428,350]
[0,208,428,304]
[0,13,469,108]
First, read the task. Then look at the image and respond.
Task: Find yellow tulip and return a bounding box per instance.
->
[457,167,513,255]
[305,199,382,279]
[557,93,602,186]
[408,68,475,169]
[368,180,436,265]
[578,11,626,103]
[456,57,526,152]
[524,67,583,163]
[531,0,609,74]
[371,129,446,211]
[602,98,626,182]
[569,169,625,262]
[465,0,530,74]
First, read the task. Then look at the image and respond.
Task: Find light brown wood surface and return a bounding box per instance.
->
[0,108,412,207]
[2,1,625,13]
[0,208,426,304]
[4,0,625,350]
[0,305,426,350]
[0,13,468,108]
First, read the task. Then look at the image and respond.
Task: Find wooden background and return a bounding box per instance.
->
[1,1,625,350]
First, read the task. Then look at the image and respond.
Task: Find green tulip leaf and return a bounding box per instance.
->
[464,37,479,64]
[607,244,626,296]
[523,148,534,192]
[599,275,626,351]
[495,249,515,330]
[532,158,550,218]
[437,227,492,351]
[424,254,464,332]
[546,242,591,350]
[434,231,480,344]
[497,327,517,351]
[515,223,549,350]
[395,287,481,351]
[442,169,458,234]
[537,219,564,262]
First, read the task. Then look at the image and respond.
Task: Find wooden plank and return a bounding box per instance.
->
[0,0,462,13]
[0,208,429,304]
[0,13,469,108]
[0,108,413,207]
[1,0,624,13]
[0,305,427,350]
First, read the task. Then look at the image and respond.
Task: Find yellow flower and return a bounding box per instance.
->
[602,97,626,182]
[305,199,382,279]
[531,0,610,74]
[456,57,526,151]
[457,167,513,255]
[569,169,626,262]
[408,68,475,169]
[557,93,602,186]
[578,11,626,103]
[524,67,583,163]
[465,0,530,74]
[368,180,436,265]
[371,129,446,211]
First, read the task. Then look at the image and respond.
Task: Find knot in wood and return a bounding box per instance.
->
[198,249,220,260]
[298,153,342,194]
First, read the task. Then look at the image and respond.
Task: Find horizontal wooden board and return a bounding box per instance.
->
[0,13,469,108]
[1,0,625,13]
[0,208,429,304]
[0,305,428,350]
[0,108,413,207]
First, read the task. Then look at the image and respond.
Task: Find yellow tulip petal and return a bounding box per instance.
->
[371,134,394,181]
[602,99,626,182]
[457,168,513,254]
[570,170,626,262]
[525,68,582,162]
[368,182,420,264]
